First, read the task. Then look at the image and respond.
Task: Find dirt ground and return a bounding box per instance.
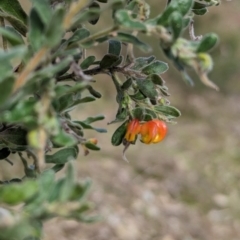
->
[42,90,240,240]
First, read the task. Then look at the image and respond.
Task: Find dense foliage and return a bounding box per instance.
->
[0,0,220,239]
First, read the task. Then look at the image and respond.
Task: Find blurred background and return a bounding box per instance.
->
[1,1,240,239]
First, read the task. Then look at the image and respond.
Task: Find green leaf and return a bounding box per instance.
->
[44,7,64,47]
[108,39,121,56]
[154,105,181,118]
[136,78,158,100]
[193,8,207,15]
[52,164,65,173]
[76,121,107,133]
[0,26,24,46]
[80,56,96,70]
[130,56,155,70]
[169,11,183,40]
[0,180,38,205]
[45,147,78,164]
[117,32,151,52]
[112,55,123,67]
[111,121,127,146]
[87,86,102,98]
[0,98,36,126]
[0,148,10,160]
[121,78,132,90]
[0,46,26,61]
[100,54,121,68]
[178,0,193,16]
[59,164,75,202]
[112,106,128,123]
[132,107,144,120]
[148,74,164,86]
[129,90,146,101]
[156,0,179,26]
[159,86,170,96]
[31,0,52,25]
[29,8,45,52]
[0,0,27,36]
[196,33,218,53]
[0,0,27,24]
[72,9,101,29]
[73,96,96,105]
[115,9,147,31]
[0,76,15,106]
[39,169,55,192]
[70,179,92,202]
[66,28,90,46]
[82,115,105,124]
[156,0,193,26]
[52,130,77,147]
[0,62,12,80]
[88,2,100,25]
[85,142,100,151]
[183,17,191,28]
[0,127,28,146]
[141,60,168,75]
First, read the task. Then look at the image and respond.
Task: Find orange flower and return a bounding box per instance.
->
[140,119,167,144]
[124,119,141,143]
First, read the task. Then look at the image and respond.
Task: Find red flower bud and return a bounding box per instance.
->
[140,119,167,144]
[124,119,141,143]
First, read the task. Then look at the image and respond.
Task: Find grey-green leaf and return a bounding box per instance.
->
[80,56,96,70]
[31,0,52,25]
[115,9,147,31]
[131,56,155,70]
[136,78,158,100]
[117,32,151,52]
[108,39,121,56]
[44,7,65,47]
[0,76,15,107]
[45,147,78,164]
[148,74,164,86]
[88,2,100,25]
[67,28,90,46]
[154,105,181,118]
[100,54,121,68]
[0,0,27,36]
[141,60,168,75]
[0,26,24,46]
[29,8,45,52]
[169,11,183,40]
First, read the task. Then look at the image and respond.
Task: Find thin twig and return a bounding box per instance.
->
[189,19,202,41]
[4,159,13,166]
[26,149,40,174]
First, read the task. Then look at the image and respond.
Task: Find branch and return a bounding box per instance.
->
[56,65,146,82]
[13,47,48,92]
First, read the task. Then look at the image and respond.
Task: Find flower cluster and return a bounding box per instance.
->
[124,119,167,144]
